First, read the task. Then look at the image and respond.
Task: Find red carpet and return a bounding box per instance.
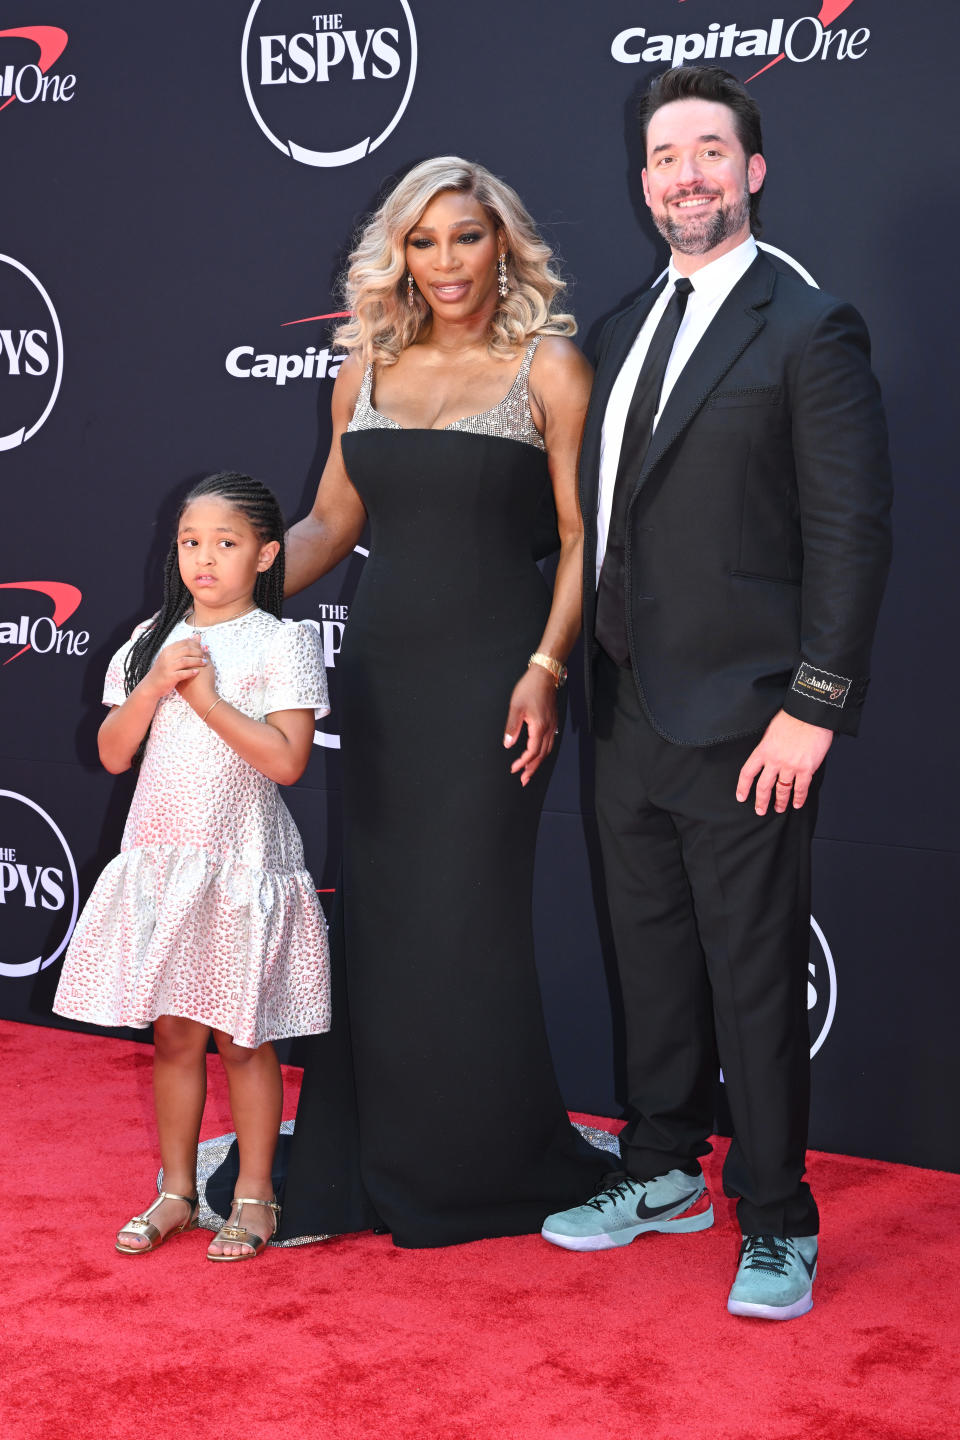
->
[3,1018,958,1439]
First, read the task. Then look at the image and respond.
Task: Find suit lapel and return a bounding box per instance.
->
[580,279,668,518]
[593,282,667,427]
[627,255,776,506]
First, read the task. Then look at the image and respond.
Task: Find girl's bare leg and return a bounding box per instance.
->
[207,1032,282,1258]
[117,1014,209,1249]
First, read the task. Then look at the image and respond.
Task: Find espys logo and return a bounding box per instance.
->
[612,1,868,81]
[241,2,417,167]
[226,308,349,387]
[0,25,75,110]
[720,916,836,1072]
[0,255,63,451]
[0,582,87,665]
[808,916,837,1057]
[651,239,817,291]
[296,599,362,750]
[0,791,78,979]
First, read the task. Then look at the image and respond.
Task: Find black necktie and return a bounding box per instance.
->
[595,276,694,666]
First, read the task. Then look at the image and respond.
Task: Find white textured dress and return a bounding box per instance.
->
[54,609,332,1048]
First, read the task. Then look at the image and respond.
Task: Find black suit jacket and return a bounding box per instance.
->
[580,253,892,743]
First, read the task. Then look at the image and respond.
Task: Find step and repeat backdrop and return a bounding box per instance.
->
[1,3,956,1171]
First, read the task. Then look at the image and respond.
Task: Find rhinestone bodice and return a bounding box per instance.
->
[348,336,545,451]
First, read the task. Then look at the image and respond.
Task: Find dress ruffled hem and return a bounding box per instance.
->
[51,1002,332,1048]
[53,842,331,1050]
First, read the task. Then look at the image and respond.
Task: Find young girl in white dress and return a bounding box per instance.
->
[54,471,331,1262]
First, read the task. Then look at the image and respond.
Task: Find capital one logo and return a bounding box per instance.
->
[0,255,64,451]
[226,307,350,387]
[241,2,417,167]
[612,1,869,82]
[0,791,79,978]
[0,25,76,110]
[0,581,86,665]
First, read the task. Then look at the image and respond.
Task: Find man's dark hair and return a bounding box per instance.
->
[636,66,765,234]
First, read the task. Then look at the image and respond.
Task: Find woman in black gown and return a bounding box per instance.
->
[277,158,608,1247]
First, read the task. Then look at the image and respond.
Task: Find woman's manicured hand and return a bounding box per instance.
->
[503,666,559,786]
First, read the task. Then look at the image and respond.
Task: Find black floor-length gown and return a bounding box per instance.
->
[278,341,608,1246]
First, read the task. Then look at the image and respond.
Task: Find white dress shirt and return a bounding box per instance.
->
[595,235,759,583]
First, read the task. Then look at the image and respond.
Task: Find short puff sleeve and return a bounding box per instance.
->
[102,619,155,708]
[262,620,330,719]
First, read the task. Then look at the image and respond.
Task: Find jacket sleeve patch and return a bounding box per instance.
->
[791,662,851,708]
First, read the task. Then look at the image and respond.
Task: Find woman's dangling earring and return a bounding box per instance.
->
[498,252,509,299]
[407,272,415,306]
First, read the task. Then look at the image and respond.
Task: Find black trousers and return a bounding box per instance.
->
[593,651,820,1236]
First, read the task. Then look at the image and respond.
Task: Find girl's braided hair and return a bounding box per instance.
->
[123,472,286,744]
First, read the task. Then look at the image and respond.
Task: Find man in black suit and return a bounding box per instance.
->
[541,66,892,1320]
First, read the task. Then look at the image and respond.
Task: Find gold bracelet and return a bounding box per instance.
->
[528,652,568,688]
[201,697,222,723]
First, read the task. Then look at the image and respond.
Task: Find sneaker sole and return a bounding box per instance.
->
[727,1288,813,1321]
[541,1202,715,1252]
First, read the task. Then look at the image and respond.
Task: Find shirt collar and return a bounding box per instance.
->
[667,234,758,301]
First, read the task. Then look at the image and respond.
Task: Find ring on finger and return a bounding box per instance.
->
[775,777,792,788]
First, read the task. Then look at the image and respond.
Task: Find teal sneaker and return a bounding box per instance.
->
[727,1234,818,1320]
[541,1169,714,1252]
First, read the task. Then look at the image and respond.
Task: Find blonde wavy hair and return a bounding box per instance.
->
[334,156,576,366]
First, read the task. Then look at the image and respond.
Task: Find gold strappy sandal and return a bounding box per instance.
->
[207,1196,281,1262]
[115,1190,199,1255]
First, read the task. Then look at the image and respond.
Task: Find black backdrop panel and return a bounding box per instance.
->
[1,2,956,1170]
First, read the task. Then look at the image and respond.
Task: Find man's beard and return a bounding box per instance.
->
[653,183,752,255]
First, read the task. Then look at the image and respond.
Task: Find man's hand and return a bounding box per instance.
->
[736,710,834,815]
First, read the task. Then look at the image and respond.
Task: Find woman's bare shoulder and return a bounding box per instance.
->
[331,351,365,422]
[530,335,593,398]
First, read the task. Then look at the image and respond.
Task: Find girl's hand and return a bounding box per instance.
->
[502,666,559,786]
[176,642,218,712]
[98,636,207,773]
[142,637,206,699]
